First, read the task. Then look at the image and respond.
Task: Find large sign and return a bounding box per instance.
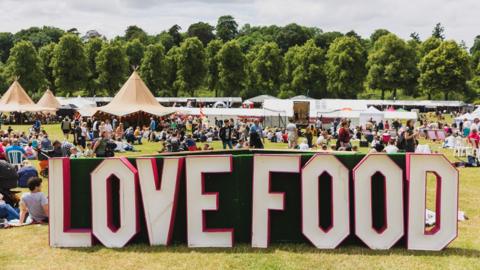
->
[48,151,459,250]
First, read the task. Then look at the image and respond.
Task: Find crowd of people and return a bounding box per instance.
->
[1,110,480,227]
[0,112,478,164]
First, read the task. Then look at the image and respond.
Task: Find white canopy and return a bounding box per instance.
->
[359,106,384,126]
[455,112,480,121]
[57,96,97,108]
[384,111,418,120]
[246,95,278,103]
[473,106,480,114]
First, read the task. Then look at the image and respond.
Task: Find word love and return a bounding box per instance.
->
[48,153,458,251]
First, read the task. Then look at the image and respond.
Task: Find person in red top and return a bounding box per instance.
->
[384,120,390,130]
[468,128,479,149]
[336,120,351,150]
[0,139,7,160]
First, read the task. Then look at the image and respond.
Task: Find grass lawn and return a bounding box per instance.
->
[0,124,479,270]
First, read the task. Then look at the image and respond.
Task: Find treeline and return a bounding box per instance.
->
[0,18,479,102]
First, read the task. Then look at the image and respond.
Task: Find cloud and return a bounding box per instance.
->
[0,0,477,46]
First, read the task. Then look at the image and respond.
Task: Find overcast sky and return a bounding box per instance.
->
[0,0,478,46]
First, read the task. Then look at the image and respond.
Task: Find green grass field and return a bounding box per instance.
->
[0,124,479,270]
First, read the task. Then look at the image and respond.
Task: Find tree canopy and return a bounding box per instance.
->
[0,20,478,102]
[419,40,471,100]
[51,34,88,94]
[326,36,367,98]
[5,40,45,94]
[366,34,418,99]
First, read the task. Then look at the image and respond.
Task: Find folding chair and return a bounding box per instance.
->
[7,150,24,170]
[453,137,469,157]
[436,130,446,141]
[427,130,437,140]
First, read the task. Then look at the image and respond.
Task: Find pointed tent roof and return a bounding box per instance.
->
[0,80,35,105]
[0,80,53,112]
[37,89,61,110]
[364,106,382,113]
[246,94,279,103]
[95,71,176,117]
[290,95,314,100]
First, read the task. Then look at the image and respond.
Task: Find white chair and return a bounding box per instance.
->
[453,137,463,156]
[7,150,24,170]
[415,144,431,154]
[453,137,471,157]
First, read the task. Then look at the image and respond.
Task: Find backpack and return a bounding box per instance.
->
[396,132,405,150]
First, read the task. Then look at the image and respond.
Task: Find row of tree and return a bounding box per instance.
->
[0,18,479,101]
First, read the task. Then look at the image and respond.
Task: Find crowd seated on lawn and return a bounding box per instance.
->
[0,110,479,161]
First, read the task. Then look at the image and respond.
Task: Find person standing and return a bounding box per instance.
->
[112,117,118,131]
[305,126,313,148]
[61,117,72,140]
[80,122,88,147]
[392,119,401,131]
[315,117,322,134]
[220,119,233,149]
[92,118,100,139]
[249,119,264,149]
[115,123,124,141]
[149,117,157,142]
[33,117,41,134]
[404,119,418,153]
[286,120,297,149]
[468,127,479,150]
[104,120,113,139]
[336,120,351,150]
[74,122,84,147]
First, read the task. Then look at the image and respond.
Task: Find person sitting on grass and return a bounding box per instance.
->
[443,132,456,149]
[83,142,94,158]
[384,138,399,154]
[24,142,37,160]
[93,131,109,157]
[298,138,310,150]
[40,133,52,151]
[19,177,48,224]
[235,139,244,149]
[0,193,19,222]
[202,143,214,151]
[184,134,197,151]
[69,147,83,158]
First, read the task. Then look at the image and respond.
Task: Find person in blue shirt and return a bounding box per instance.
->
[149,117,157,142]
[249,119,264,149]
[33,118,41,133]
[5,139,26,162]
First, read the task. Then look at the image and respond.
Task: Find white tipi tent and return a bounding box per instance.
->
[0,80,53,112]
[94,71,176,117]
[37,89,61,111]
